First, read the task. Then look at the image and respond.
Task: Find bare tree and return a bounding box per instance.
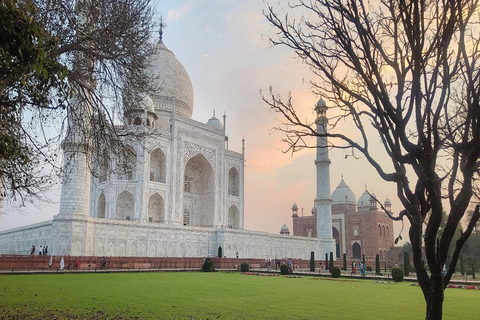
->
[1,0,156,203]
[262,0,480,319]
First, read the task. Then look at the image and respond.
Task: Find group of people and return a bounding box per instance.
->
[30,245,48,256]
[352,261,366,277]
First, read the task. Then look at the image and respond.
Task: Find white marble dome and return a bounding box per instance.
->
[280,224,290,233]
[147,40,194,118]
[357,189,371,208]
[206,115,223,131]
[331,178,356,205]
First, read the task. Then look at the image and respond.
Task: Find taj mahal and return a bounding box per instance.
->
[0,29,393,261]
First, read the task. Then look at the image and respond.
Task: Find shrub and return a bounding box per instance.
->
[404,252,410,276]
[375,254,380,275]
[329,252,334,270]
[325,253,329,271]
[331,266,341,278]
[240,262,249,272]
[343,253,347,271]
[473,264,476,280]
[202,258,214,272]
[392,267,404,282]
[310,251,315,272]
[366,266,372,272]
[280,264,289,275]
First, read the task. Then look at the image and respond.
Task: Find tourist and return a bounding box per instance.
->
[59,257,65,271]
[48,256,53,268]
[360,262,364,277]
[45,246,48,255]
[38,245,42,255]
[102,256,107,270]
[75,258,80,269]
[352,262,356,275]
[31,245,35,256]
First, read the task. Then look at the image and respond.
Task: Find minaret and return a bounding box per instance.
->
[314,98,336,256]
[58,0,97,217]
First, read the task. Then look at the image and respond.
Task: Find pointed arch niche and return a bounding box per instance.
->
[150,148,166,183]
[148,193,165,223]
[228,204,240,229]
[97,193,106,218]
[183,154,214,227]
[116,190,134,220]
[228,167,240,196]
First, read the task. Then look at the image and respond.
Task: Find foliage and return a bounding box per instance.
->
[329,252,333,271]
[0,0,156,203]
[392,268,404,282]
[330,266,341,278]
[310,251,315,272]
[473,264,476,280]
[366,266,372,272]
[325,253,328,271]
[362,254,365,267]
[202,258,214,272]
[240,262,249,273]
[343,253,347,271]
[263,0,480,318]
[375,254,380,275]
[280,264,289,275]
[404,252,410,277]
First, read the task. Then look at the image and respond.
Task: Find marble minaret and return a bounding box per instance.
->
[314,98,336,257]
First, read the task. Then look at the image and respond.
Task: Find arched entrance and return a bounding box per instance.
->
[183,154,214,227]
[116,190,134,220]
[352,242,361,259]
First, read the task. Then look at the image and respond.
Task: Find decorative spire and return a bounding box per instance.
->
[159,16,166,41]
[213,109,216,117]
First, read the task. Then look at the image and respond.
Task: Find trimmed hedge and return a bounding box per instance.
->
[202,258,214,272]
[240,262,249,272]
[280,264,289,275]
[331,266,341,278]
[392,267,404,282]
[310,252,315,272]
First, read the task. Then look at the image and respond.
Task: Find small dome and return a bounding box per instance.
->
[316,98,326,108]
[292,202,298,210]
[141,94,155,114]
[357,189,371,208]
[384,197,392,206]
[280,224,290,234]
[332,178,357,206]
[206,115,223,131]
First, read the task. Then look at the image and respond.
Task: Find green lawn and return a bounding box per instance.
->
[0,272,478,319]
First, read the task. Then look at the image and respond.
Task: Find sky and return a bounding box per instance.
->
[0,0,407,244]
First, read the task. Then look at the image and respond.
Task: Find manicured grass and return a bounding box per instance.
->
[0,272,479,319]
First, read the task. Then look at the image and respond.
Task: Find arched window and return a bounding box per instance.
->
[148,193,164,223]
[353,227,359,236]
[228,205,240,229]
[386,225,390,237]
[379,224,382,236]
[149,148,166,183]
[116,191,134,220]
[183,207,190,226]
[228,167,240,196]
[98,149,108,183]
[383,225,386,237]
[117,146,136,180]
[307,229,313,238]
[97,193,106,218]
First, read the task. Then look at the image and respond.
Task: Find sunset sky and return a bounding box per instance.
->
[0,0,407,244]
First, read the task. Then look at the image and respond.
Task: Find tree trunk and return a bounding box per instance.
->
[425,273,444,320]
